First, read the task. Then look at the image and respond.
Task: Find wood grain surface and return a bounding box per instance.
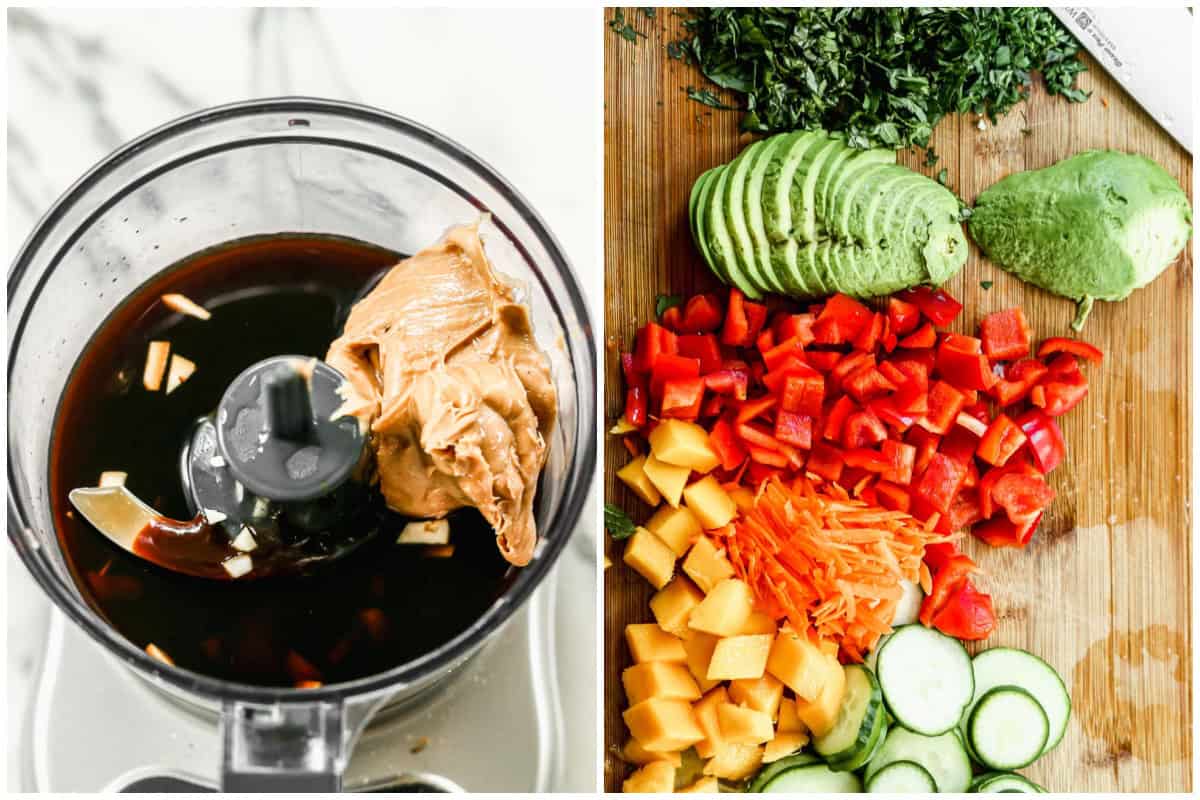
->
[603,8,1193,792]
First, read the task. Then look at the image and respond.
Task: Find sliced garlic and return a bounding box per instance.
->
[202,508,228,524]
[231,526,258,552]
[161,293,212,320]
[397,519,450,545]
[98,471,128,488]
[166,354,196,394]
[222,553,253,578]
[143,341,170,391]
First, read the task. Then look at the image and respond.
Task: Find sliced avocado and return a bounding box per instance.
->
[706,164,761,298]
[827,150,897,243]
[826,160,906,293]
[770,239,824,298]
[723,140,771,294]
[743,135,790,294]
[763,131,825,243]
[815,241,850,295]
[855,168,932,248]
[689,167,714,240]
[692,168,727,286]
[877,182,965,291]
[810,138,859,241]
[865,179,950,293]
[791,135,845,243]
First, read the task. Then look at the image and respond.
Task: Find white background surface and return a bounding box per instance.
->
[6,7,602,791]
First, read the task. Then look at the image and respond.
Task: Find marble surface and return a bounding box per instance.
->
[6,7,600,791]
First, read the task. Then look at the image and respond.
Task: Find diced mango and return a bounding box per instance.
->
[622,759,675,793]
[645,505,702,557]
[766,631,841,701]
[643,453,691,508]
[683,476,738,529]
[681,632,721,693]
[622,738,682,767]
[623,661,702,706]
[738,610,778,637]
[717,702,775,745]
[625,624,687,664]
[728,485,757,513]
[678,776,720,793]
[650,576,705,638]
[681,535,735,593]
[649,419,720,473]
[618,455,662,507]
[623,698,705,753]
[623,527,676,590]
[687,578,754,637]
[776,698,807,734]
[763,731,809,764]
[793,665,847,738]
[702,741,764,780]
[707,634,773,681]
[691,685,728,759]
[729,673,784,720]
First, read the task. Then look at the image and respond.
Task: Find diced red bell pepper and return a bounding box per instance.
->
[842,409,888,449]
[709,416,747,472]
[806,442,844,482]
[816,293,872,339]
[977,414,1027,467]
[1037,336,1104,364]
[762,356,817,393]
[661,377,705,419]
[748,445,789,468]
[704,368,749,400]
[735,394,777,425]
[621,352,640,384]
[1016,409,1067,474]
[947,491,983,531]
[897,321,936,349]
[737,421,784,452]
[649,353,701,399]
[955,412,989,438]
[633,322,677,373]
[898,286,963,327]
[973,511,1042,549]
[915,453,968,513]
[773,313,816,346]
[931,580,996,640]
[878,360,908,387]
[940,425,980,465]
[922,541,959,572]
[781,373,825,417]
[746,461,784,486]
[701,394,725,419]
[875,480,912,512]
[980,307,1031,361]
[744,301,769,341]
[843,447,890,473]
[678,293,724,333]
[851,312,885,351]
[774,410,814,450]
[990,358,1048,406]
[823,395,858,442]
[919,553,976,626]
[762,336,807,371]
[919,380,967,435]
[660,305,682,332]
[1030,385,1047,408]
[869,395,921,432]
[1035,365,1089,416]
[906,426,941,478]
[990,472,1056,524]
[806,351,843,373]
[887,297,921,336]
[881,440,916,485]
[1044,352,1083,379]
[624,382,648,428]
[756,328,775,355]
[720,288,752,346]
[937,333,997,391]
[830,351,876,388]
[676,334,722,374]
[977,455,1039,519]
[843,366,897,403]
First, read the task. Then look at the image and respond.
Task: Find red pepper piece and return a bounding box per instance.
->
[817,293,872,339]
[979,307,1032,361]
[830,351,876,388]
[720,288,751,346]
[990,358,1048,406]
[844,447,889,473]
[869,395,921,432]
[822,395,858,442]
[762,356,814,393]
[919,380,967,435]
[708,416,747,472]
[660,305,683,332]
[937,333,997,391]
[878,360,908,387]
[805,351,843,374]
[990,472,1056,523]
[704,368,749,400]
[737,421,784,452]
[906,426,941,478]
[1016,409,1067,473]
[806,442,844,482]
[678,293,724,333]
[851,312,885,351]
[947,490,983,531]
[633,322,678,373]
[755,328,775,355]
[915,453,969,514]
[940,425,980,465]
[676,333,722,374]
[745,461,784,487]
[781,373,825,417]
[977,414,1028,467]
[774,410,814,450]
[887,297,921,335]
[661,377,705,419]
[1035,359,1089,416]
[842,409,888,449]
[898,286,964,327]
[762,336,807,371]
[918,553,976,626]
[735,394,777,425]
[977,455,1038,519]
[844,366,898,403]
[700,393,725,419]
[649,353,701,399]
[875,480,912,512]
[1037,336,1104,364]
[774,313,816,346]
[973,511,1043,548]
[881,440,916,485]
[922,541,959,572]
[624,382,648,428]
[747,444,789,468]
[931,580,996,640]
[744,301,769,342]
[897,321,936,349]
[620,351,641,384]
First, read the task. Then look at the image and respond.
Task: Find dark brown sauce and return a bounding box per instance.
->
[50,235,515,686]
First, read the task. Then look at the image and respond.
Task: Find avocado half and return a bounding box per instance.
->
[689,130,967,299]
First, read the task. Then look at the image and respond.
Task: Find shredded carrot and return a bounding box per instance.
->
[726,476,944,662]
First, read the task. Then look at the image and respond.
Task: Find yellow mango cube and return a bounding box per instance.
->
[729,673,784,720]
[623,661,702,706]
[678,776,720,793]
[643,453,691,508]
[707,634,773,681]
[702,741,764,780]
[625,623,687,664]
[623,527,676,590]
[766,631,840,701]
[681,535,736,593]
[687,578,754,637]
[691,684,728,759]
[622,738,682,767]
[623,698,705,753]
[681,632,721,693]
[622,759,675,793]
[649,419,720,473]
[645,505,702,557]
[618,455,662,507]
[683,475,738,529]
[717,702,775,745]
[763,731,809,763]
[650,576,705,638]
[793,665,847,738]
[738,611,778,636]
[777,698,807,734]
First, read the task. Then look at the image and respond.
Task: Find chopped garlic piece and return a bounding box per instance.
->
[98,471,127,488]
[202,508,227,524]
[209,455,226,468]
[166,354,196,394]
[145,643,174,665]
[161,293,212,320]
[143,341,170,391]
[397,519,450,545]
[232,526,258,552]
[222,553,253,578]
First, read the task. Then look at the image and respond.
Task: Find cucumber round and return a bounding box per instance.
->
[814,664,884,765]
[761,763,863,793]
[864,726,972,793]
[876,624,973,735]
[866,760,936,793]
[746,752,818,793]
[973,772,1047,793]
[968,686,1049,770]
[964,647,1071,758]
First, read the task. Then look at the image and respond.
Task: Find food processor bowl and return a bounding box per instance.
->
[7,97,596,791]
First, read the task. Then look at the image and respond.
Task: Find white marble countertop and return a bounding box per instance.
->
[7,7,600,791]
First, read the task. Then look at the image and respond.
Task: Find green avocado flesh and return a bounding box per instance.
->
[969,150,1191,323]
[691,130,967,299]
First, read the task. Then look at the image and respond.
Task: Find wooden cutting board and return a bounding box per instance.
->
[603,8,1193,792]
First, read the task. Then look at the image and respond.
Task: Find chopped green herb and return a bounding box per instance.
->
[980,280,994,290]
[686,86,738,110]
[656,294,684,318]
[666,40,688,61]
[605,503,638,540]
[608,8,646,43]
[924,148,940,168]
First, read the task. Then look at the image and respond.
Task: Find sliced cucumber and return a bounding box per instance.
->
[876,624,973,735]
[865,726,972,793]
[866,760,936,793]
[760,763,863,793]
[746,752,818,793]
[814,665,883,764]
[891,579,924,626]
[965,647,1071,758]
[968,686,1049,770]
[973,772,1047,793]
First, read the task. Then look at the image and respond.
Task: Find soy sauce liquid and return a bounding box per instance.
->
[50,236,514,686]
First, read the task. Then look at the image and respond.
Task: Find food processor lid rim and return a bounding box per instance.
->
[7,95,598,705]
